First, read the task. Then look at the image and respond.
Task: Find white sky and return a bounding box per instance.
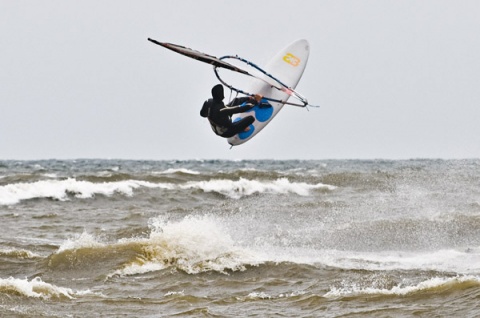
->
[1,0,479,160]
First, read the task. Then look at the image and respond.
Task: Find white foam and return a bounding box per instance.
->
[108,215,262,277]
[180,178,335,199]
[0,248,41,259]
[325,275,480,298]
[0,178,171,205]
[0,177,330,205]
[241,244,480,276]
[0,277,79,299]
[55,216,261,278]
[57,231,105,253]
[164,290,185,297]
[108,261,165,278]
[242,289,307,301]
[155,168,200,175]
[151,215,261,270]
[320,249,480,274]
[246,292,272,300]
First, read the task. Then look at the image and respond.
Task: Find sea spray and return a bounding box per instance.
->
[110,215,262,277]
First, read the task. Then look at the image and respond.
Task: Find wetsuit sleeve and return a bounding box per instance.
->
[219,103,254,115]
[228,96,254,106]
[220,96,256,115]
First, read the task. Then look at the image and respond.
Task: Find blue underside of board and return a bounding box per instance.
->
[234,100,273,140]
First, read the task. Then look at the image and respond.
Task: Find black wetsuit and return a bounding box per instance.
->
[200,96,256,138]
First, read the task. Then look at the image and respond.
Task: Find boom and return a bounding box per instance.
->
[148,38,317,107]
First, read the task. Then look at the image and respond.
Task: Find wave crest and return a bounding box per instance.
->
[325,275,480,298]
[0,277,81,299]
[47,216,262,279]
[0,248,41,259]
[110,215,261,277]
[181,178,335,199]
[0,177,333,205]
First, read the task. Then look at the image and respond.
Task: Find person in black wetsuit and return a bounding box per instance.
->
[200,84,262,138]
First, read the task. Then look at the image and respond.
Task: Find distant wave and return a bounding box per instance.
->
[0,177,334,205]
[154,168,200,175]
[0,248,41,259]
[0,178,161,205]
[180,177,335,199]
[242,290,308,301]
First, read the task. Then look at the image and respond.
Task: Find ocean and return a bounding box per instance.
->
[0,159,479,317]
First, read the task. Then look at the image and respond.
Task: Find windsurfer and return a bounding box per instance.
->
[200,84,262,138]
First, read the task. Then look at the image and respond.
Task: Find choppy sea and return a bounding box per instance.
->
[0,159,479,317]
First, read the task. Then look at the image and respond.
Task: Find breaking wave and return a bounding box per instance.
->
[0,178,157,205]
[154,168,200,175]
[0,177,334,205]
[325,275,480,298]
[0,248,41,259]
[48,215,263,279]
[0,277,91,299]
[180,178,335,199]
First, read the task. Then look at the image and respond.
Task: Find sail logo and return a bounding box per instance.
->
[283,53,300,66]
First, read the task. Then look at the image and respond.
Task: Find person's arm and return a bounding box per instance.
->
[219,104,254,116]
[227,97,252,106]
[228,94,262,106]
[221,94,263,115]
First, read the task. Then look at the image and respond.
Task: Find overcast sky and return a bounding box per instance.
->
[1,0,479,160]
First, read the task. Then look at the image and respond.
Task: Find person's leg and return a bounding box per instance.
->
[223,116,255,137]
[232,116,255,133]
